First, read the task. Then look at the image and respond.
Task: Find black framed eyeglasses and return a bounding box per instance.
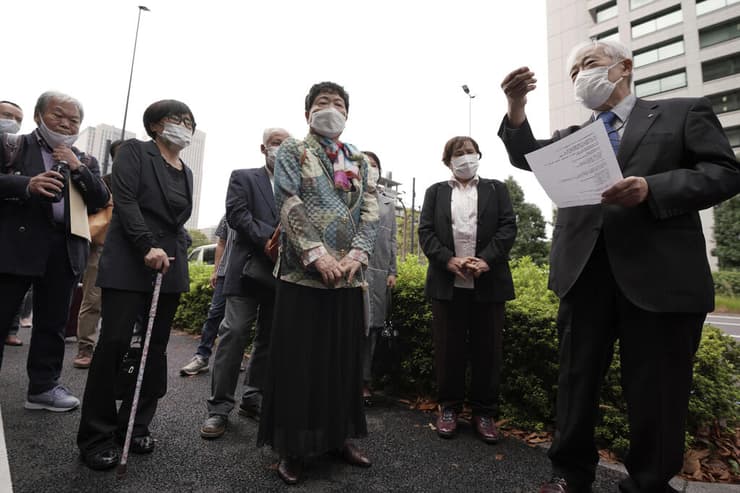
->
[164,114,194,130]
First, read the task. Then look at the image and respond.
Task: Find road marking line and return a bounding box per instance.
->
[0,404,13,493]
[706,316,740,321]
[706,321,740,327]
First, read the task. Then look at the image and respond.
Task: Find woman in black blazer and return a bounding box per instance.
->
[418,136,516,445]
[77,100,195,471]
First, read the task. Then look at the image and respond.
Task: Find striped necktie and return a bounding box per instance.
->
[598,111,620,155]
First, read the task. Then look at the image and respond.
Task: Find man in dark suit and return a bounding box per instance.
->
[498,40,740,493]
[200,128,288,439]
[0,91,110,411]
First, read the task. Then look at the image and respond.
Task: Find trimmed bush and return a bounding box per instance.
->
[172,262,214,334]
[713,270,740,297]
[175,256,740,457]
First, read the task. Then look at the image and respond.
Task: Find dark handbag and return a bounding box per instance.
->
[372,287,401,377]
[241,251,276,289]
[241,225,280,290]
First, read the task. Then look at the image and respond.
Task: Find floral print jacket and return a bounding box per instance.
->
[274,133,379,289]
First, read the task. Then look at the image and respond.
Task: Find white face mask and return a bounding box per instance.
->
[38,118,78,148]
[309,107,346,139]
[368,165,380,185]
[0,118,21,135]
[160,122,192,149]
[450,154,479,181]
[573,61,623,110]
[266,145,279,171]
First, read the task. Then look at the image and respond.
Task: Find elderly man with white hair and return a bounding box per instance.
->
[199,127,290,439]
[498,40,740,493]
[0,91,110,411]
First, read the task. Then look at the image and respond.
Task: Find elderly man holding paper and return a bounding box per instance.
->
[498,39,740,493]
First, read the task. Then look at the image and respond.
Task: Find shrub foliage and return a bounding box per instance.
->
[175,257,739,456]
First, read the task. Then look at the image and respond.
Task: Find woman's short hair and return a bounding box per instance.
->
[442,136,482,166]
[363,151,381,174]
[143,99,196,139]
[304,82,349,112]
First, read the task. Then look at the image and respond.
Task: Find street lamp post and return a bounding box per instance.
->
[121,5,150,141]
[462,84,475,136]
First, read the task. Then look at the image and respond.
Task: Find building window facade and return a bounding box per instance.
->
[635,70,687,96]
[696,0,740,17]
[699,17,740,47]
[702,53,740,81]
[631,0,656,9]
[593,2,618,22]
[632,8,683,38]
[708,89,740,114]
[634,38,685,67]
[596,28,620,41]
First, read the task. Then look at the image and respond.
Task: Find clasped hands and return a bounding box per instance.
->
[446,256,490,280]
[313,254,361,287]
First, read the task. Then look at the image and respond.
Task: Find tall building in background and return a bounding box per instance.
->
[75,124,136,175]
[545,0,740,270]
[181,129,206,230]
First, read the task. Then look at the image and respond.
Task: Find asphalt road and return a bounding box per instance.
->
[0,330,632,492]
[706,313,740,340]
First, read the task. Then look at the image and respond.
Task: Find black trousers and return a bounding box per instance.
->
[549,237,704,493]
[0,229,78,394]
[77,288,180,454]
[431,289,505,417]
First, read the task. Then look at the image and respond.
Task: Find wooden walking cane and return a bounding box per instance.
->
[116,269,165,480]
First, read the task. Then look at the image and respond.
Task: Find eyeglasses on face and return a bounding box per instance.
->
[164,114,194,130]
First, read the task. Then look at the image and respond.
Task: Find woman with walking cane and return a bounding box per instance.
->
[77,100,195,471]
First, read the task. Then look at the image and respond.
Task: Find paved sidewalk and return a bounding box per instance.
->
[0,330,735,492]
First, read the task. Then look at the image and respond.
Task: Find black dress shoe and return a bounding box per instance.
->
[130,435,155,454]
[82,448,120,471]
[339,442,372,468]
[539,476,569,493]
[277,457,302,485]
[200,415,227,439]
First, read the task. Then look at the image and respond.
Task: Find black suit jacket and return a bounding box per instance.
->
[0,132,109,277]
[97,140,193,293]
[223,167,279,297]
[419,178,517,303]
[498,97,740,313]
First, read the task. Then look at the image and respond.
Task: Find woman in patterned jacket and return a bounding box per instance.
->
[257,81,379,486]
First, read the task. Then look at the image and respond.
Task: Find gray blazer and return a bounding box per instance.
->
[367,190,398,327]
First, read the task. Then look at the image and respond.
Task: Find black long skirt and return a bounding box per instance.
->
[257,280,367,458]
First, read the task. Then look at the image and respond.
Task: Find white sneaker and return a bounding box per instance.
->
[24,385,80,412]
[180,355,209,376]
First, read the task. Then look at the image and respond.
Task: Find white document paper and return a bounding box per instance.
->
[524,120,623,208]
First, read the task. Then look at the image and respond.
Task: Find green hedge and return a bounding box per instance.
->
[172,262,214,334]
[174,258,740,456]
[713,270,740,297]
[387,255,739,456]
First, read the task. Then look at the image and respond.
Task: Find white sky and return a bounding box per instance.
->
[5,0,554,231]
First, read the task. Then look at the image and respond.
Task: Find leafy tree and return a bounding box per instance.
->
[713,196,740,270]
[187,228,211,254]
[504,176,549,265]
